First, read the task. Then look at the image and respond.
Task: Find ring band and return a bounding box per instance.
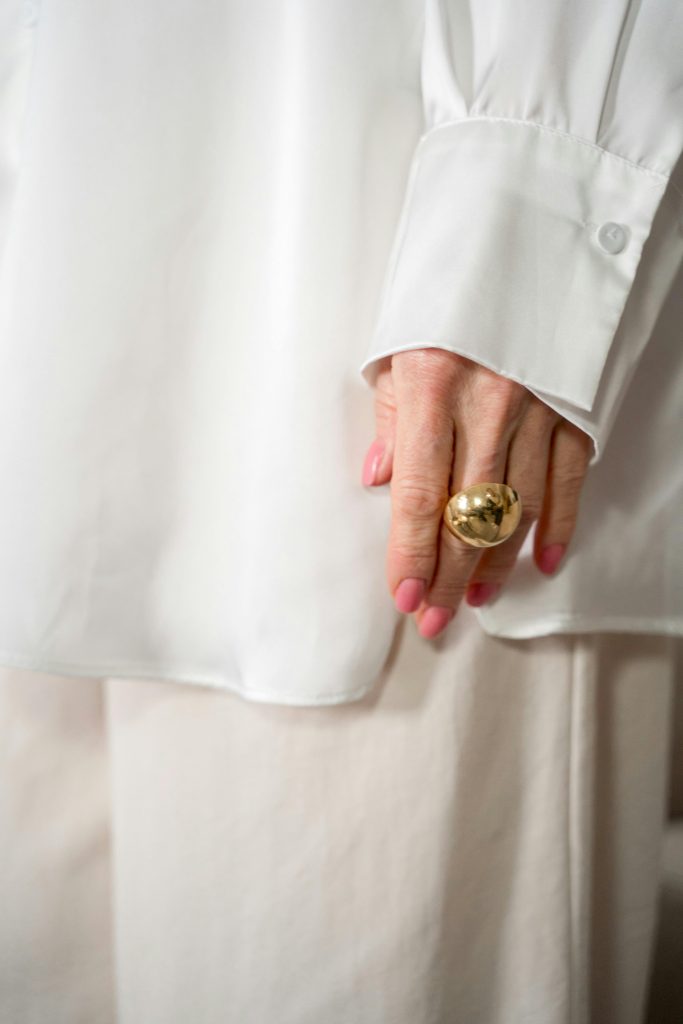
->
[443,482,522,549]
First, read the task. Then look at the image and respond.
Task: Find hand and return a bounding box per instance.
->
[361,349,593,639]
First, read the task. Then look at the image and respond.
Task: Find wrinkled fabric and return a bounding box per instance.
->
[0,0,681,704]
[103,613,676,1024]
[2,616,677,1024]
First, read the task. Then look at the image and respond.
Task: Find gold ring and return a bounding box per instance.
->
[443,482,522,549]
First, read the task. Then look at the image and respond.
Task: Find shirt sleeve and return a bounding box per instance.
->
[358,0,683,464]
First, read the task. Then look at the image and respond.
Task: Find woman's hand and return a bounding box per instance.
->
[361,349,593,639]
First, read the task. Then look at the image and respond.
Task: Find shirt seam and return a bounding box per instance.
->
[566,637,577,1024]
[419,115,678,195]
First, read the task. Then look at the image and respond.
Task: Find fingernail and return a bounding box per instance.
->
[361,439,385,487]
[394,578,426,613]
[539,543,566,575]
[418,606,454,639]
[466,582,500,607]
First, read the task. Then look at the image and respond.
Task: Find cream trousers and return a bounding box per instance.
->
[0,604,678,1024]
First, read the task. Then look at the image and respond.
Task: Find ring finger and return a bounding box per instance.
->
[415,424,509,638]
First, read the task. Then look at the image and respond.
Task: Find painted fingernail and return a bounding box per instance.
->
[538,543,566,575]
[361,439,385,487]
[394,578,426,613]
[418,606,454,639]
[466,582,500,607]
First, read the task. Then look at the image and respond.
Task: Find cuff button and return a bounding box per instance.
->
[596,221,629,254]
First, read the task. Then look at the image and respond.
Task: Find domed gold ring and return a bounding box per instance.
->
[443,482,522,549]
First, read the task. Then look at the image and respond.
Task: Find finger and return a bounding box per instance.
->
[534,419,592,575]
[361,359,396,487]
[415,419,510,636]
[386,369,455,615]
[465,400,558,606]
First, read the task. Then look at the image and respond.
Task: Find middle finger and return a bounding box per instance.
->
[415,424,510,637]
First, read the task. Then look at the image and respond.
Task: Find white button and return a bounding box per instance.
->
[596,222,628,254]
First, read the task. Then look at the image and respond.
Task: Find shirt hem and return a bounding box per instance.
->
[475,611,683,640]
[0,646,377,708]
[0,614,680,703]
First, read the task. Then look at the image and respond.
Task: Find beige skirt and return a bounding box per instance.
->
[0,604,678,1024]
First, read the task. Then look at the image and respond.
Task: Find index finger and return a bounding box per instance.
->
[387,366,455,613]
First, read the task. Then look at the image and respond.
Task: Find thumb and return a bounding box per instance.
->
[361,360,396,487]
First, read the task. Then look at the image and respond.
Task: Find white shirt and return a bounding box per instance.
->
[0,0,681,705]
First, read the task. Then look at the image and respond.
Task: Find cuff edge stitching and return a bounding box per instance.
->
[419,115,671,189]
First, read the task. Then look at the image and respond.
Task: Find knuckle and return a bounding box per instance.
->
[427,581,466,607]
[472,446,506,479]
[396,349,459,397]
[479,375,527,420]
[421,357,459,392]
[464,398,526,453]
[547,508,578,535]
[492,383,527,420]
[389,538,435,565]
[394,481,445,521]
[468,405,511,446]
[552,464,586,496]
[408,418,450,456]
[532,397,562,428]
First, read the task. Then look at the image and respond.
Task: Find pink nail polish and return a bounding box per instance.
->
[418,606,454,639]
[466,582,500,607]
[539,543,566,575]
[362,439,385,487]
[394,578,426,613]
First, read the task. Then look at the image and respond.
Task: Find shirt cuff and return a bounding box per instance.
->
[358,117,670,459]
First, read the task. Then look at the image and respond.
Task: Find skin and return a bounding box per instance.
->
[361,348,593,639]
